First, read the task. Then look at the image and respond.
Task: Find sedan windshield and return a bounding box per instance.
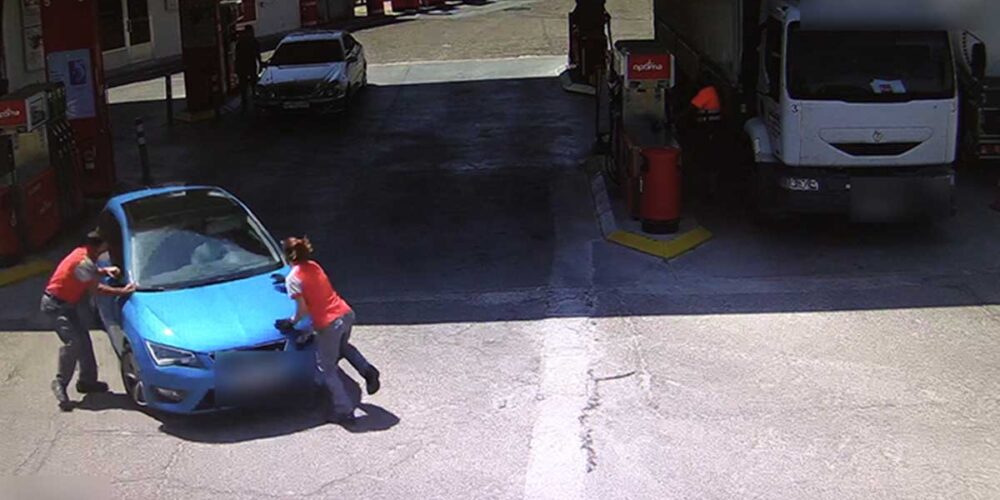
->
[270,40,345,66]
[787,24,954,102]
[124,190,282,290]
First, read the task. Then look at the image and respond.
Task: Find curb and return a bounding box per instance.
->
[559,69,596,96]
[589,169,712,260]
[0,260,54,288]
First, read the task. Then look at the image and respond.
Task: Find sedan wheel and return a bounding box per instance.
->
[120,346,148,407]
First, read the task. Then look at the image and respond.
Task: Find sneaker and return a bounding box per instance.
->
[363,367,381,395]
[51,380,72,412]
[76,380,110,394]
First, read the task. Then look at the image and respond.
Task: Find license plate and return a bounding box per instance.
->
[282,101,309,110]
[215,351,315,408]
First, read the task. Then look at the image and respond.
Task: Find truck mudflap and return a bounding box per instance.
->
[761,164,956,221]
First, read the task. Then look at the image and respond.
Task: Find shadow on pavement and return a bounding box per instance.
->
[5,73,998,331]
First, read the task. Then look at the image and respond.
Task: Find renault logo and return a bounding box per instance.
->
[873,131,885,143]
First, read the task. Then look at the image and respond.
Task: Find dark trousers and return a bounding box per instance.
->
[315,311,372,418]
[239,74,256,113]
[40,294,97,387]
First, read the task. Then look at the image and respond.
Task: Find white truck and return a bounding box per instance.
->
[654,0,959,220]
[954,9,1000,162]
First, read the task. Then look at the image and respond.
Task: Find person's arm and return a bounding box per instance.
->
[291,295,309,325]
[285,273,310,326]
[90,281,136,297]
[78,258,133,297]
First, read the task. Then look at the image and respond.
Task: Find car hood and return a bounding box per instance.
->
[258,63,346,87]
[128,270,295,353]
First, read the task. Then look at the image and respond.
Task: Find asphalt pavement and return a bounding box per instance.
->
[3,1,1000,498]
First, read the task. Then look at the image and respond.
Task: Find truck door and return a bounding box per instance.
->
[758,16,784,154]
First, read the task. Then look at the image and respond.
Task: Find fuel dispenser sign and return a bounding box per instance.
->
[626,54,674,81]
[45,49,96,120]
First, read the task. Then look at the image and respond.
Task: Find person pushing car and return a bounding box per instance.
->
[278,237,380,424]
[41,230,135,411]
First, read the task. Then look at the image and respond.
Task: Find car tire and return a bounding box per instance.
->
[120,344,148,408]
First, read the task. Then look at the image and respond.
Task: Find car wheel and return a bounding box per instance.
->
[120,344,148,408]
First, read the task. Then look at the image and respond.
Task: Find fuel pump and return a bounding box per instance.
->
[609,41,683,234]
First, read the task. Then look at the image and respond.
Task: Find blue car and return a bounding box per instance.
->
[94,186,310,414]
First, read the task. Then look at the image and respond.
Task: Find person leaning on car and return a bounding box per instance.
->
[41,230,135,411]
[279,236,380,425]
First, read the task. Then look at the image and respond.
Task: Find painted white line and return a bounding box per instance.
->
[523,317,591,500]
[523,175,596,500]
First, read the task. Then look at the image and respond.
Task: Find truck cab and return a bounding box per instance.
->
[744,1,957,218]
[954,14,1000,163]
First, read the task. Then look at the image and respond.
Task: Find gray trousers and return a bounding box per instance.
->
[40,294,97,387]
[315,310,371,418]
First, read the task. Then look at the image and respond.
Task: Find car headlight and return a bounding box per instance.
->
[319,82,342,97]
[146,341,203,368]
[255,86,273,98]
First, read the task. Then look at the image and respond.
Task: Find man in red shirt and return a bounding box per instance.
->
[282,237,380,424]
[41,230,135,411]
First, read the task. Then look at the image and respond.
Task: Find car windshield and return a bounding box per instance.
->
[787,24,954,102]
[270,40,345,66]
[124,190,282,290]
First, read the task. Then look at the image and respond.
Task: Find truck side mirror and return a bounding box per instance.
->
[971,43,987,80]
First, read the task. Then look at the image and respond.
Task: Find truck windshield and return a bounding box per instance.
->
[270,40,345,66]
[124,190,283,291]
[787,24,954,102]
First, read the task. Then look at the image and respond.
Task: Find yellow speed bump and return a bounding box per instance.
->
[607,226,713,260]
[0,259,54,288]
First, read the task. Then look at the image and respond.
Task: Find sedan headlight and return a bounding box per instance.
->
[319,82,343,98]
[146,341,203,368]
[255,86,274,99]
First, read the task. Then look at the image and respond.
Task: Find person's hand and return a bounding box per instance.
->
[274,318,295,333]
[120,283,137,295]
[103,266,122,279]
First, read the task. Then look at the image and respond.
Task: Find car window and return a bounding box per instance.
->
[123,190,282,290]
[270,40,345,65]
[343,35,356,53]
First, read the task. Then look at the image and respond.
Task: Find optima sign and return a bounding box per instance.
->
[627,54,673,81]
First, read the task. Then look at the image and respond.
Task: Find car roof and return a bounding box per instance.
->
[279,30,347,44]
[105,185,233,211]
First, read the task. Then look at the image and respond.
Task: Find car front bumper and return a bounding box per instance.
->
[255,95,347,114]
[135,343,318,414]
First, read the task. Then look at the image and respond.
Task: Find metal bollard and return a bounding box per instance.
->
[136,117,151,186]
[165,74,174,126]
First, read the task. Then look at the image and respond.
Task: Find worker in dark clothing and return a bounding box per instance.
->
[41,230,135,411]
[678,85,724,199]
[235,25,263,114]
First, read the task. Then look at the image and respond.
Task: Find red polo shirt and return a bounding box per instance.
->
[285,260,351,330]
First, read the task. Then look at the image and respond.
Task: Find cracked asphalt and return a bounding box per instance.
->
[4,0,1000,498]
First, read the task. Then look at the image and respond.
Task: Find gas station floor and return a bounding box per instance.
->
[3,3,1000,497]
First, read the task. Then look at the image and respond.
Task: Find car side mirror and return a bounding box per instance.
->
[971,42,987,80]
[347,54,358,63]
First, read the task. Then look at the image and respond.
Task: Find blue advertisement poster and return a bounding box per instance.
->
[46,49,96,119]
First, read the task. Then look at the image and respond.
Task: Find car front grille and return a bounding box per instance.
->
[210,339,288,360]
[831,142,921,157]
[275,84,317,99]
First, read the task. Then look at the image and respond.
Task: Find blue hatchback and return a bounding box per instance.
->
[94,186,309,414]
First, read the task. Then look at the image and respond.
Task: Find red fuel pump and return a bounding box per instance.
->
[609,41,682,234]
[179,0,241,116]
[40,0,116,197]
